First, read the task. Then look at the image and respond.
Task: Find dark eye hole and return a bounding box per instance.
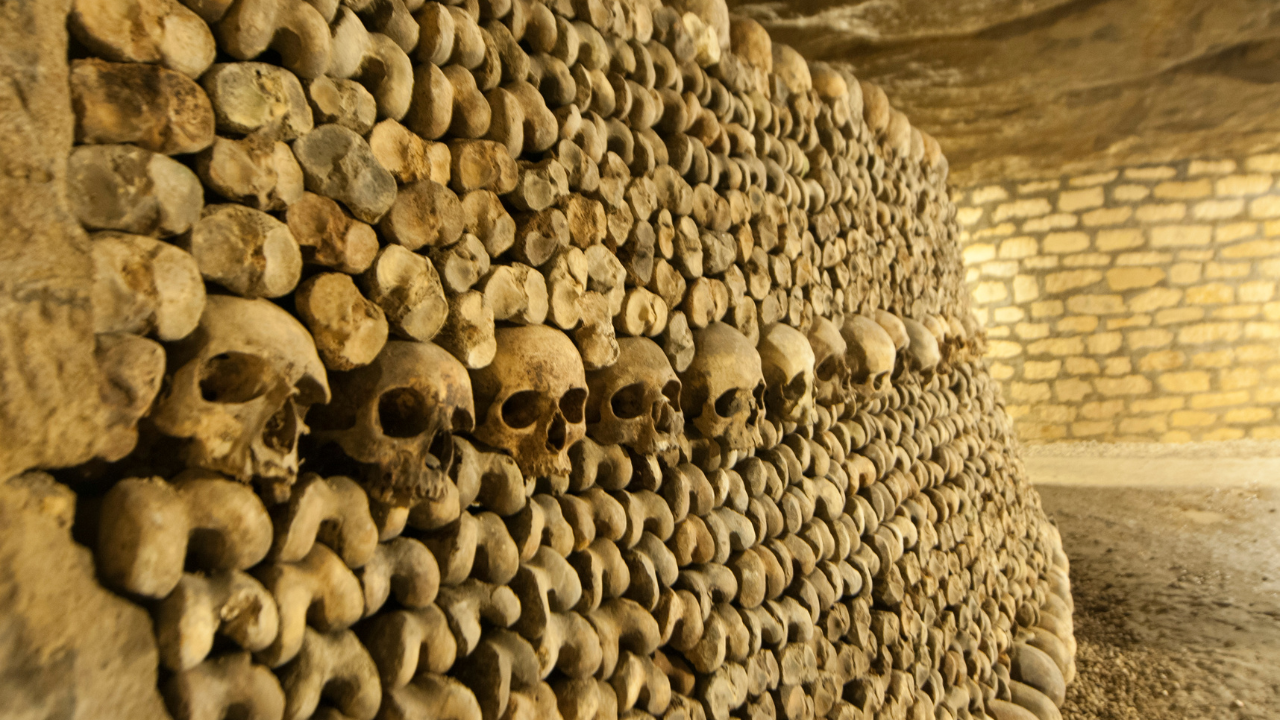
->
[753,382,766,405]
[379,388,431,438]
[783,373,808,400]
[200,352,271,403]
[560,388,587,423]
[502,390,542,429]
[610,383,648,420]
[662,380,681,407]
[429,431,453,467]
[816,358,839,381]
[714,388,742,417]
[452,408,474,433]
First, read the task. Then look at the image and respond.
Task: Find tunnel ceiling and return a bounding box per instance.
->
[728,0,1280,185]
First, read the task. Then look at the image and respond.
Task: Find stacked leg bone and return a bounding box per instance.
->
[66,0,1071,719]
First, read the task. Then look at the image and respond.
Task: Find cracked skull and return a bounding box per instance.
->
[757,322,816,425]
[679,322,765,452]
[841,314,896,396]
[150,295,329,500]
[308,340,475,505]
[585,337,683,455]
[806,316,849,406]
[470,325,588,477]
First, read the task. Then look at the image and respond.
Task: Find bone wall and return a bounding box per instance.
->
[958,155,1280,444]
[2,1,1070,719]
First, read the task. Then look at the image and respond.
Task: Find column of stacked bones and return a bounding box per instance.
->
[67,0,1075,718]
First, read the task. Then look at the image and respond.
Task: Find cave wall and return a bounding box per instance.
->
[957,154,1280,443]
[0,1,1074,720]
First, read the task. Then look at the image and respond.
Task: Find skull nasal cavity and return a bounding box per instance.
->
[378,388,432,438]
[611,383,648,419]
[502,390,542,429]
[547,415,567,450]
[200,352,271,403]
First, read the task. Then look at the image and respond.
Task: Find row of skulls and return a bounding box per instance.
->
[152,293,947,506]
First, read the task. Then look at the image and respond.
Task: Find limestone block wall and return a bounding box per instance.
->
[957,155,1280,443]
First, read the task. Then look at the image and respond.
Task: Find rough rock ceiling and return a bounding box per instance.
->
[729,0,1280,185]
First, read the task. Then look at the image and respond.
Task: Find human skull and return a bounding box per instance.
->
[470,326,588,477]
[150,295,329,499]
[841,315,896,395]
[901,317,941,377]
[308,341,474,505]
[679,322,765,452]
[757,323,815,426]
[806,316,849,406]
[585,337,683,455]
[873,309,909,352]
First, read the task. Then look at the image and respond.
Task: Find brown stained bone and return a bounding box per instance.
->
[295,272,390,371]
[360,244,449,342]
[357,536,441,616]
[183,204,303,298]
[369,118,453,185]
[574,292,621,370]
[197,134,305,211]
[306,76,378,135]
[96,474,273,599]
[215,0,335,80]
[269,474,380,568]
[162,652,284,720]
[70,0,217,79]
[360,604,458,688]
[287,192,381,274]
[277,628,382,720]
[252,542,365,668]
[70,58,215,155]
[200,62,315,140]
[155,570,280,672]
[436,290,499,368]
[293,124,398,223]
[482,262,550,324]
[436,579,523,657]
[431,234,493,295]
[382,674,482,720]
[450,138,520,194]
[68,144,204,237]
[379,180,465,251]
[90,232,206,341]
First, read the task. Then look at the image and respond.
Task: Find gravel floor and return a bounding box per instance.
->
[1032,447,1280,720]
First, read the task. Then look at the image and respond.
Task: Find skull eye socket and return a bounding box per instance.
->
[502,390,542,429]
[714,388,742,417]
[378,388,431,438]
[816,357,840,382]
[610,383,648,420]
[560,388,587,424]
[200,352,272,403]
[662,380,681,407]
[782,373,808,401]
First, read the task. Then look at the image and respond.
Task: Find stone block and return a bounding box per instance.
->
[987,340,1023,358]
[1057,316,1100,334]
[1071,421,1113,437]
[1220,367,1261,390]
[1128,287,1182,312]
[1108,315,1153,329]
[1015,322,1051,339]
[1221,239,1280,258]
[1023,256,1060,270]
[971,281,1008,304]
[1054,377,1093,402]
[1020,423,1068,441]
[1044,269,1102,293]
[1245,321,1280,339]
[1030,300,1064,318]
[1104,357,1133,375]
[1018,180,1060,194]
[1154,180,1212,199]
[1225,407,1272,424]
[1070,171,1120,187]
[1062,253,1112,267]
[1171,410,1217,427]
[993,199,1052,222]
[1151,225,1211,247]
[1265,301,1280,320]
[1065,356,1101,375]
[1127,328,1174,349]
[1058,187,1104,212]
[1204,261,1250,279]
[1190,391,1250,409]
[1250,196,1280,219]
[1169,262,1202,285]
[1042,232,1091,254]
[1125,166,1177,181]
[1192,349,1235,367]
[989,362,1016,380]
[973,222,1018,239]
[1022,213,1079,232]
[1216,174,1272,196]
[1116,251,1172,266]
[1106,267,1165,291]
[998,236,1038,259]
[1204,427,1247,441]
[1067,294,1125,315]
[1010,382,1052,402]
[981,261,1019,278]
[1189,159,1237,176]
[1119,416,1168,434]
[1027,337,1084,356]
[1215,222,1258,243]
[988,326,1011,338]
[1140,350,1186,372]
[1178,322,1243,344]
[1082,207,1132,226]
[1186,283,1234,304]
[1013,275,1040,303]
[992,306,1026,324]
[1024,360,1062,380]
[1161,430,1194,442]
[1245,153,1280,172]
[1157,371,1209,393]
[1028,404,1076,423]
[1155,307,1204,325]
[1135,203,1186,223]
[1251,426,1280,439]
[1113,184,1151,202]
[1080,399,1123,419]
[1087,332,1122,354]
[956,207,985,227]
[1179,249,1214,261]
[1133,396,1186,412]
[970,185,1009,204]
[1212,304,1260,320]
[1192,199,1244,220]
[1096,229,1144,251]
[1236,344,1277,362]
[1094,375,1152,396]
[962,243,995,264]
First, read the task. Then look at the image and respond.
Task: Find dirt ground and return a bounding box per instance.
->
[1026,445,1280,720]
